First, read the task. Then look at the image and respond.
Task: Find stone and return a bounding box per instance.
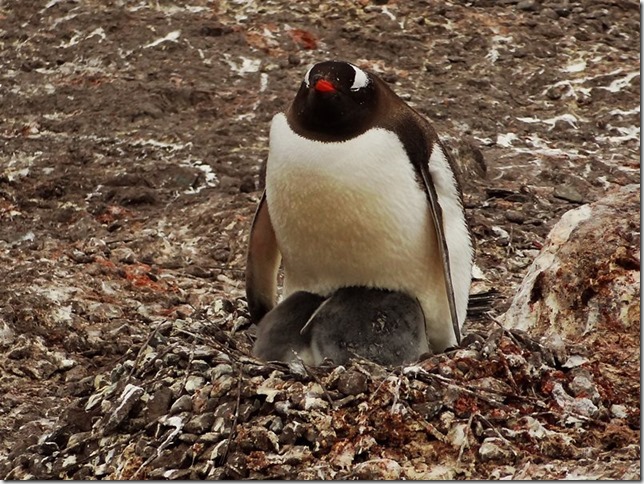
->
[184,412,216,434]
[185,375,206,393]
[147,387,173,422]
[553,184,584,203]
[169,394,193,415]
[104,384,144,433]
[352,459,402,479]
[478,437,514,461]
[610,404,628,419]
[569,373,600,403]
[517,0,539,11]
[336,371,368,396]
[503,185,640,341]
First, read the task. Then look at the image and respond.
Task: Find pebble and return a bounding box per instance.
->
[553,185,584,203]
[540,7,559,19]
[241,427,279,452]
[478,437,514,461]
[147,387,173,421]
[210,363,234,380]
[505,210,525,224]
[610,404,628,419]
[336,371,368,396]
[353,459,402,480]
[569,374,600,403]
[191,359,211,374]
[104,384,144,432]
[185,375,206,394]
[169,394,193,414]
[517,0,539,11]
[184,413,216,434]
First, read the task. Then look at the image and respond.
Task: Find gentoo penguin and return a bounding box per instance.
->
[246,60,473,353]
[306,286,428,366]
[252,291,324,363]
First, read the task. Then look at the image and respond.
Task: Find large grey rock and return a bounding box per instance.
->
[502,184,640,340]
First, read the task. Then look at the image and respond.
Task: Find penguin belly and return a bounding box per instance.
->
[307,286,429,365]
[266,113,452,351]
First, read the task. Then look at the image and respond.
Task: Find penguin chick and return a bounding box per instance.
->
[246,60,473,352]
[305,286,429,366]
[252,291,325,364]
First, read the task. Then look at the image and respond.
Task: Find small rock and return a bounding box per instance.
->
[185,375,206,393]
[610,404,628,419]
[279,421,306,445]
[569,372,599,400]
[184,412,216,434]
[147,386,173,421]
[104,384,144,433]
[540,7,559,19]
[446,422,469,448]
[111,247,136,263]
[149,446,190,469]
[551,382,599,418]
[199,432,223,443]
[562,355,589,368]
[553,185,584,203]
[411,401,443,420]
[505,210,525,224]
[240,427,279,452]
[210,363,233,380]
[66,431,92,450]
[190,359,211,373]
[211,375,235,398]
[210,440,229,461]
[478,437,514,461]
[178,433,199,443]
[517,0,539,11]
[460,332,485,349]
[288,54,301,65]
[437,411,456,433]
[170,394,193,414]
[352,459,402,480]
[336,371,368,396]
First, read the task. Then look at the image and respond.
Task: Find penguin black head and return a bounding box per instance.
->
[289,61,378,138]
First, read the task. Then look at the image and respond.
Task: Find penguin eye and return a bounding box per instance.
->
[349,64,370,91]
[303,65,314,88]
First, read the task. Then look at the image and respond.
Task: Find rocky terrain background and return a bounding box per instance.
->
[0,0,640,479]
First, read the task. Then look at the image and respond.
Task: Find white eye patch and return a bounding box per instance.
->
[303,65,313,87]
[350,64,369,91]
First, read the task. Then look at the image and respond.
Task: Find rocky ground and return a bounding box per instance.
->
[0,0,640,479]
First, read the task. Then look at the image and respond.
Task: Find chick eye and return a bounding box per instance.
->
[350,64,369,91]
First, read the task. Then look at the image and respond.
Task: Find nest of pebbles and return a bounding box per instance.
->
[3,298,638,480]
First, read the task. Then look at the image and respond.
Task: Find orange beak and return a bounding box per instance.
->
[314,79,336,93]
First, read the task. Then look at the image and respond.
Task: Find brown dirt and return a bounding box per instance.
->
[0,0,639,479]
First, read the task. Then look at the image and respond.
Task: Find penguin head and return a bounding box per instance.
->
[290,61,378,137]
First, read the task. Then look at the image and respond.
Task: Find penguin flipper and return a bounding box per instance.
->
[245,191,281,323]
[419,143,461,345]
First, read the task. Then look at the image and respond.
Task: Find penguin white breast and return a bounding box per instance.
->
[266,113,445,306]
